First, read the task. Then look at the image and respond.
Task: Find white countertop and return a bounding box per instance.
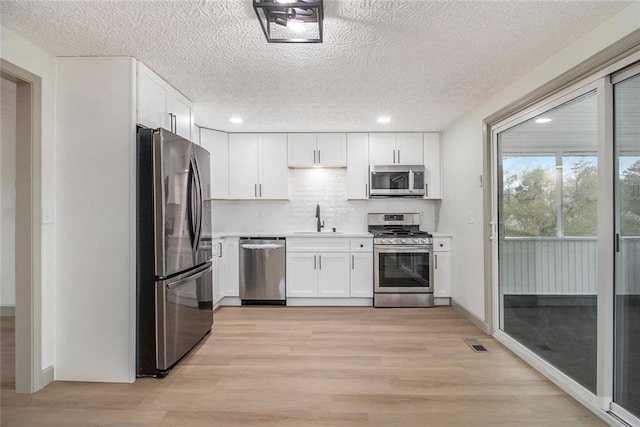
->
[209,232,373,239]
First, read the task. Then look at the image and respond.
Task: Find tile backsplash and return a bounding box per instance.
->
[211,169,438,233]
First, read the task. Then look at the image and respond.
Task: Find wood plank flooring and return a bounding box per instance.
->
[1,307,605,426]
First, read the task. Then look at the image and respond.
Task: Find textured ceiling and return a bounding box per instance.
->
[0,0,633,132]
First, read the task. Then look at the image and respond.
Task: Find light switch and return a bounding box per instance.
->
[468,211,474,224]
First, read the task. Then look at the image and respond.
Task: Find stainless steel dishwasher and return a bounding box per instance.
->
[239,237,286,305]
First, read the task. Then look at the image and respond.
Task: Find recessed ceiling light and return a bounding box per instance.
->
[377,116,391,124]
[229,117,243,124]
[535,117,552,124]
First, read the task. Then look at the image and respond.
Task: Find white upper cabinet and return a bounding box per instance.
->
[229,133,288,200]
[258,133,289,199]
[229,134,260,199]
[369,133,423,165]
[288,133,347,167]
[423,132,442,199]
[200,128,229,199]
[346,133,369,200]
[137,61,193,140]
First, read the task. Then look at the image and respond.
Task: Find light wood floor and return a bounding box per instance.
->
[1,307,604,426]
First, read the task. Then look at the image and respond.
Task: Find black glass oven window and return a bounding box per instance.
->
[379,252,429,288]
[371,171,409,190]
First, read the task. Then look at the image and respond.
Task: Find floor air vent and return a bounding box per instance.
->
[464,338,488,352]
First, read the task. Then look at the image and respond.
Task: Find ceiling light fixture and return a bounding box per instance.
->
[535,117,552,124]
[229,117,243,124]
[377,116,391,124]
[253,0,323,43]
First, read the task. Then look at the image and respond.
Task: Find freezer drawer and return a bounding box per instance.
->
[156,263,213,372]
[239,238,286,304]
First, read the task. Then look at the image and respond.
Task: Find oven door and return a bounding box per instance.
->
[374,245,433,293]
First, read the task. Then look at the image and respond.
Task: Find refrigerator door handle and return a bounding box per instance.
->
[165,263,212,290]
[192,156,204,252]
[186,159,196,246]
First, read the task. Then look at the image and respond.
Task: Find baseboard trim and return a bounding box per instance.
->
[0,305,16,317]
[41,365,54,388]
[451,300,490,334]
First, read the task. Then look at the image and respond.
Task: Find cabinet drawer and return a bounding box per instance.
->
[287,238,350,252]
[433,237,451,252]
[350,238,373,252]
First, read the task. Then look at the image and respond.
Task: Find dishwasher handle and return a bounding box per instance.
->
[240,243,285,250]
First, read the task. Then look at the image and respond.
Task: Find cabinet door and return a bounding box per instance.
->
[288,133,317,167]
[212,240,224,303]
[200,129,229,199]
[286,253,318,297]
[228,134,259,199]
[316,133,347,167]
[368,133,396,165]
[423,132,442,199]
[222,238,239,297]
[166,91,192,140]
[259,134,289,199]
[433,252,451,297]
[317,252,350,298]
[396,133,423,165]
[350,252,373,297]
[346,133,369,199]
[137,63,168,130]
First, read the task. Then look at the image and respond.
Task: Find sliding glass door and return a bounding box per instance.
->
[613,66,640,423]
[497,90,599,393]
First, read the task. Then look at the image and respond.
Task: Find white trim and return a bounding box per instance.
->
[611,61,640,84]
[451,300,490,334]
[128,58,137,382]
[40,365,54,387]
[218,297,241,307]
[611,403,640,427]
[596,75,615,406]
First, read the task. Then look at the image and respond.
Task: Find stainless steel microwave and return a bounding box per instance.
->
[369,165,426,197]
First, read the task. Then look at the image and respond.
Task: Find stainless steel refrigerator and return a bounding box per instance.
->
[136,127,213,377]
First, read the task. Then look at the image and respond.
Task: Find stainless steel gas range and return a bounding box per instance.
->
[368,213,434,308]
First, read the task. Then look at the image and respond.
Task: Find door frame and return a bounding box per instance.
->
[1,59,43,394]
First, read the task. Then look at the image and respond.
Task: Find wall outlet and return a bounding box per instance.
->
[468,211,474,224]
[42,206,54,224]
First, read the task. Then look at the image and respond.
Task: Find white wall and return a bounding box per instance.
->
[0,26,57,370]
[212,168,438,233]
[1,77,17,310]
[438,2,640,322]
[55,57,135,382]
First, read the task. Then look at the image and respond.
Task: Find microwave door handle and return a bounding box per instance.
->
[409,169,414,192]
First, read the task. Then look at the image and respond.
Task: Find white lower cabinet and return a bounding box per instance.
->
[350,252,373,297]
[213,237,240,305]
[286,252,350,298]
[286,237,373,304]
[433,236,452,300]
[212,239,224,303]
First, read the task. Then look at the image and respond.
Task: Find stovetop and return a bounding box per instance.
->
[367,213,432,245]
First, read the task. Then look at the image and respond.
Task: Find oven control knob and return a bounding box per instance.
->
[401,238,407,243]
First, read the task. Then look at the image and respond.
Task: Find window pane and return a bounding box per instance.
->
[498,91,598,394]
[563,156,597,236]
[501,156,557,237]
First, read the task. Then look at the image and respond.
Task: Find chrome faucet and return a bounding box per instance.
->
[315,204,325,232]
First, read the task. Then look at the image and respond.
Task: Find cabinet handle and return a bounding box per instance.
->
[393,150,396,164]
[314,255,317,270]
[173,115,177,133]
[397,149,400,163]
[365,184,368,198]
[319,255,322,270]
[254,183,257,197]
[168,113,174,132]
[434,254,438,269]
[318,150,321,164]
[313,150,317,164]
[425,183,428,197]
[352,255,354,270]
[218,242,222,258]
[259,183,262,197]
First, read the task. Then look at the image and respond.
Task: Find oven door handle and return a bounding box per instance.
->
[375,245,431,253]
